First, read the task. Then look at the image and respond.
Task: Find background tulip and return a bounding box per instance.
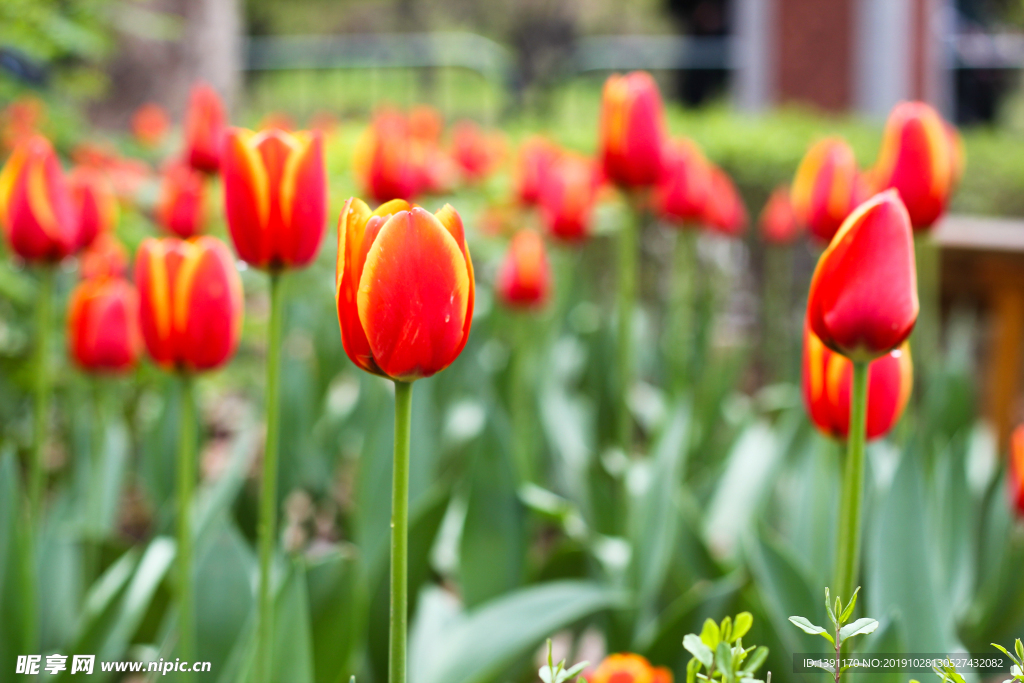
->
[0,134,79,262]
[806,190,918,361]
[353,111,421,202]
[69,166,117,250]
[803,325,912,440]
[599,71,666,187]
[135,236,243,372]
[67,277,141,372]
[760,184,802,245]
[702,166,748,236]
[497,229,551,309]
[336,198,474,381]
[451,120,505,183]
[791,138,866,242]
[156,162,206,238]
[184,82,227,174]
[132,103,170,148]
[540,153,597,243]
[655,138,711,224]
[589,654,665,683]
[516,136,559,206]
[80,232,129,280]
[222,127,327,270]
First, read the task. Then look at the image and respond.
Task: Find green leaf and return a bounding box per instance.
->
[684,634,714,668]
[687,656,700,683]
[270,562,315,683]
[840,587,860,623]
[701,618,721,649]
[825,587,836,628]
[788,616,835,645]
[993,643,1017,666]
[838,618,879,643]
[1016,639,1024,665]
[732,612,753,641]
[307,547,360,683]
[720,615,733,644]
[715,641,734,681]
[741,647,768,674]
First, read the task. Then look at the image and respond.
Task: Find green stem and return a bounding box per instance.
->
[511,315,534,484]
[390,380,413,683]
[764,245,794,383]
[177,375,196,673]
[85,378,105,584]
[257,272,286,683]
[29,266,54,525]
[616,202,641,451]
[668,228,697,394]
[834,360,870,600]
[911,233,938,389]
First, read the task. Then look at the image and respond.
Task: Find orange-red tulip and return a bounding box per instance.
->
[791,138,867,242]
[408,105,444,143]
[452,120,504,183]
[702,166,747,236]
[654,137,711,224]
[335,198,474,381]
[589,654,664,683]
[135,236,243,372]
[515,136,559,206]
[80,232,129,281]
[1009,425,1024,516]
[599,72,666,188]
[651,667,673,683]
[353,111,421,203]
[806,190,918,361]
[132,103,170,148]
[496,229,551,309]
[67,277,141,373]
[68,166,117,250]
[760,185,803,245]
[222,127,326,270]
[0,134,79,262]
[873,101,956,230]
[803,325,912,440]
[1,96,45,152]
[156,162,206,238]
[183,82,227,174]
[540,153,597,243]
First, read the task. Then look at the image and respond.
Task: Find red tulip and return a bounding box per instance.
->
[873,101,957,230]
[702,166,748,236]
[0,134,79,262]
[497,230,551,309]
[803,325,912,440]
[515,136,559,206]
[353,111,421,203]
[1009,425,1024,516]
[806,190,918,361]
[68,166,118,250]
[791,138,868,242]
[589,654,659,683]
[183,82,227,174]
[222,127,326,270]
[540,153,597,243]
[67,277,141,373]
[408,105,444,143]
[654,137,711,224]
[759,185,803,245]
[599,71,666,188]
[335,198,474,381]
[80,232,129,281]
[156,162,206,238]
[135,236,244,372]
[1,96,46,152]
[452,120,505,183]
[132,103,170,148]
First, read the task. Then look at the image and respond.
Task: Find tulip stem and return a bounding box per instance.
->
[511,314,534,484]
[669,228,697,394]
[390,380,413,683]
[834,360,870,601]
[177,374,196,673]
[257,272,286,683]
[29,265,54,527]
[616,200,641,451]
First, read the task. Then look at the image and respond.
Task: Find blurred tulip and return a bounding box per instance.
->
[69,166,118,250]
[222,127,326,270]
[589,654,659,683]
[807,190,918,361]
[135,236,243,372]
[80,232,129,280]
[946,121,966,189]
[183,82,227,174]
[655,137,711,224]
[760,185,803,245]
[1009,425,1024,516]
[132,103,170,148]
[873,101,957,230]
[353,111,420,202]
[791,138,867,242]
[156,162,206,238]
[703,166,748,236]
[515,136,559,206]
[67,277,141,373]
[414,143,460,196]
[408,105,444,143]
[257,112,294,132]
[497,230,551,309]
[540,153,597,243]
[452,120,505,183]
[0,134,79,262]
[335,197,474,381]
[599,71,666,187]
[1,95,46,151]
[803,325,912,440]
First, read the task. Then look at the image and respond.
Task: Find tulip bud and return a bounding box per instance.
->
[760,185,803,245]
[0,134,79,262]
[654,138,711,224]
[803,325,912,440]
[452,120,505,183]
[335,198,474,381]
[791,138,867,242]
[68,166,118,250]
[80,233,129,281]
[540,153,598,243]
[135,236,244,372]
[156,162,206,238]
[132,103,170,148]
[589,654,657,683]
[873,101,956,230]
[1009,425,1024,517]
[497,230,551,309]
[67,277,141,373]
[184,82,227,174]
[702,166,748,236]
[353,111,421,203]
[222,127,327,270]
[599,71,666,188]
[515,136,559,206]
[806,190,918,361]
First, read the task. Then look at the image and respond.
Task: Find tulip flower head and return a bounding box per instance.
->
[68,277,141,373]
[183,82,227,174]
[654,137,711,225]
[132,103,170,148]
[760,185,803,245]
[69,166,118,250]
[873,101,957,230]
[452,120,505,183]
[791,138,867,242]
[803,325,912,440]
[408,105,444,144]
[1,96,45,152]
[1009,425,1024,517]
[336,198,474,381]
[589,654,669,683]
[540,153,598,243]
[222,127,327,270]
[703,166,748,236]
[496,229,551,309]
[135,236,244,372]
[0,134,79,262]
[516,136,559,206]
[156,162,206,238]
[806,190,918,361]
[353,111,421,203]
[599,71,666,188]
[80,232,129,281]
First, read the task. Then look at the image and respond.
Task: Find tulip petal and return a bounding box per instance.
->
[336,197,382,375]
[222,128,270,264]
[135,238,176,366]
[279,131,326,267]
[175,237,243,371]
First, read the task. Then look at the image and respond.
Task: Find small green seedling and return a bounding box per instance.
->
[539,639,588,683]
[788,587,879,683]
[682,612,770,683]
